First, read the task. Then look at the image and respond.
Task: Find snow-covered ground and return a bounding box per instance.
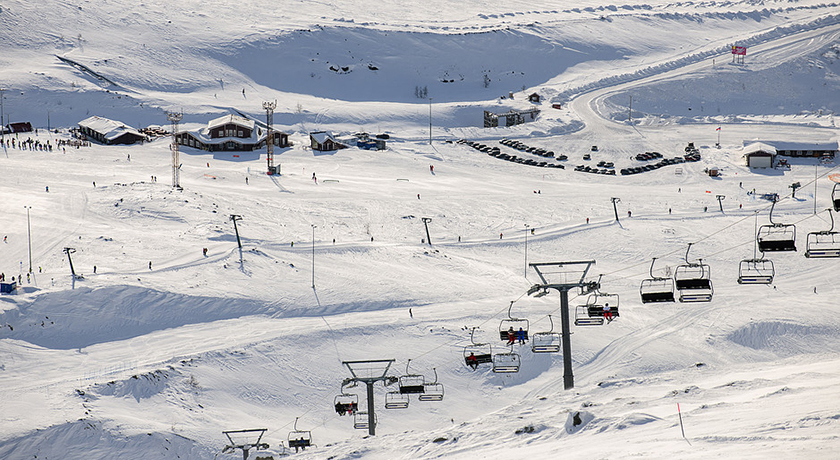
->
[1,0,839,459]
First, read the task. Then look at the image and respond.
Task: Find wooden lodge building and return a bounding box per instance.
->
[78,116,146,145]
[175,114,289,152]
[310,131,346,151]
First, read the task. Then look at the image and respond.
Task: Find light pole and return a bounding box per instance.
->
[524,224,530,278]
[24,206,32,273]
[311,224,316,289]
[428,97,432,145]
[0,87,5,145]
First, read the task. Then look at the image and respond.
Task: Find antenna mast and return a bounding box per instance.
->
[167,111,183,189]
[263,101,277,174]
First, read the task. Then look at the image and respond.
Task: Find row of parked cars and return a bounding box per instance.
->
[575,164,617,175]
[619,152,701,175]
[499,139,569,161]
[459,139,566,169]
[635,151,664,161]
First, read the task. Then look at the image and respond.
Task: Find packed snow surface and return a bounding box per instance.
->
[1,0,839,458]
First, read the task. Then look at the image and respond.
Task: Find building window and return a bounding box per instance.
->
[238,130,243,137]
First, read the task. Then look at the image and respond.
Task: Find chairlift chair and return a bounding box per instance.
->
[334,392,359,416]
[418,368,445,401]
[574,304,603,326]
[674,244,713,302]
[499,301,529,343]
[805,209,840,258]
[531,315,561,353]
[288,417,312,451]
[353,412,370,430]
[739,211,775,284]
[384,391,410,409]
[833,183,840,212]
[640,258,676,303]
[492,345,521,373]
[757,198,797,252]
[463,327,493,369]
[738,259,775,284]
[398,360,426,394]
[575,292,619,325]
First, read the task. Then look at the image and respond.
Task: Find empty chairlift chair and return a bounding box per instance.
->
[398,360,425,394]
[757,198,797,252]
[805,209,840,258]
[739,211,775,284]
[531,315,561,353]
[492,344,521,373]
[640,258,676,303]
[288,418,312,451]
[674,243,713,302]
[499,301,529,344]
[384,391,410,409]
[353,412,371,430]
[463,327,493,369]
[738,258,775,284]
[418,368,445,402]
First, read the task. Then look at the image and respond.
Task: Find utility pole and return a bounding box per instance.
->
[628,95,632,124]
[528,261,599,390]
[815,163,818,215]
[428,97,433,145]
[611,197,621,222]
[524,224,530,278]
[229,214,243,249]
[716,195,725,213]
[167,112,183,190]
[421,217,433,245]
[24,206,32,273]
[263,101,276,174]
[311,224,316,289]
[0,87,5,145]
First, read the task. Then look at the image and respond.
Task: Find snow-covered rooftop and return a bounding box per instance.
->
[77,116,143,141]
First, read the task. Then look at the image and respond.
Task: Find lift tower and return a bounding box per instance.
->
[527,261,599,390]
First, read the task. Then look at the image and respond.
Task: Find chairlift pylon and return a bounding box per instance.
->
[640,258,676,303]
[739,211,775,284]
[463,327,493,369]
[757,198,797,252]
[492,344,521,373]
[805,209,840,258]
[674,243,713,302]
[499,301,529,344]
[531,315,561,353]
[287,417,312,451]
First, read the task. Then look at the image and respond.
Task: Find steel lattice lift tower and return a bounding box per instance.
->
[263,101,277,174]
[167,111,183,189]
